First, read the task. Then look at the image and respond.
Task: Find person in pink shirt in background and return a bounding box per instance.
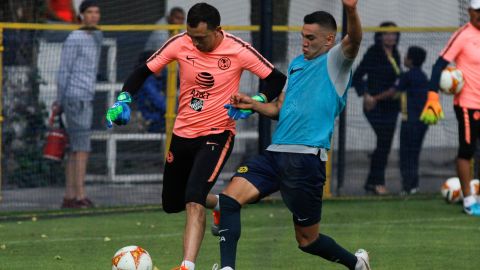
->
[420,0,480,216]
[105,2,286,269]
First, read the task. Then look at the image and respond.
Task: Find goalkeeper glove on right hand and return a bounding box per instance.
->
[420,91,444,125]
[224,94,266,120]
[106,92,132,128]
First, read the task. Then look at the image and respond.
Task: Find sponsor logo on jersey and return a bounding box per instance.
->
[189,72,214,112]
[195,72,215,88]
[190,98,204,111]
[190,89,211,99]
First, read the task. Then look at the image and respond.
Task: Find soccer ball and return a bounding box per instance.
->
[112,246,153,270]
[440,177,463,203]
[439,66,464,95]
[471,179,480,195]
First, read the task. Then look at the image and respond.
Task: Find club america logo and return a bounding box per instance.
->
[218,57,231,70]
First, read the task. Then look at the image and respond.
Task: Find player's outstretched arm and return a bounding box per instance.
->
[105,64,154,128]
[259,68,287,102]
[224,69,286,120]
[228,92,284,120]
[341,0,362,59]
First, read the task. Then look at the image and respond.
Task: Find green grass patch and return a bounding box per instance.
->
[0,198,478,269]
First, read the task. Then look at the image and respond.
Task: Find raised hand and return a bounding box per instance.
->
[342,0,358,8]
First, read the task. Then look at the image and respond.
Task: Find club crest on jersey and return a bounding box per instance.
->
[218,57,231,70]
[474,111,480,121]
[166,151,174,163]
[237,166,248,173]
[190,98,204,111]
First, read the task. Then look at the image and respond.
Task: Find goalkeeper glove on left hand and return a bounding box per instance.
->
[106,92,132,128]
[420,91,444,125]
[224,104,253,120]
[224,94,266,120]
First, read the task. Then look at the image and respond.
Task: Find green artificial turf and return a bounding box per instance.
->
[0,198,478,269]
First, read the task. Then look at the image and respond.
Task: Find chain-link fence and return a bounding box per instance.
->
[0,0,470,211]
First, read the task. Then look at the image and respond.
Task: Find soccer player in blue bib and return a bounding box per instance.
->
[212,0,370,269]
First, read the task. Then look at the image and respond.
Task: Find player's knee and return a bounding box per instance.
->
[295,227,320,247]
[185,201,206,216]
[184,192,207,208]
[298,237,320,254]
[298,234,332,255]
[222,176,260,205]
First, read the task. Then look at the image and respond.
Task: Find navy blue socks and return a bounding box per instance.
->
[219,193,242,269]
[299,234,357,270]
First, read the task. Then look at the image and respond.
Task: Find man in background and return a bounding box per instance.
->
[53,0,102,208]
[144,7,185,51]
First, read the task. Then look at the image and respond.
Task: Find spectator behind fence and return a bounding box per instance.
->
[105,3,286,269]
[396,46,428,195]
[136,51,167,133]
[52,0,102,209]
[352,21,401,195]
[419,0,480,216]
[144,7,186,52]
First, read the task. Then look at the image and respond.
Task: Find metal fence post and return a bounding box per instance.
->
[0,27,3,202]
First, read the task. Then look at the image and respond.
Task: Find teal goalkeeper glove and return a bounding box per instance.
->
[106,92,132,128]
[224,94,266,120]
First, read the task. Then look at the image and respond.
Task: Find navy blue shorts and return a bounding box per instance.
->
[233,151,326,226]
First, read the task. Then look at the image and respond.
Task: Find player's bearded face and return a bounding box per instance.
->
[469,8,480,30]
[301,24,334,60]
[187,22,220,52]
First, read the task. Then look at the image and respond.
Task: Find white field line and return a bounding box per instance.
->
[4,216,478,245]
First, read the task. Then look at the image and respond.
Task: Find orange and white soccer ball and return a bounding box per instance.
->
[439,66,464,95]
[471,179,480,195]
[441,177,463,203]
[112,245,153,270]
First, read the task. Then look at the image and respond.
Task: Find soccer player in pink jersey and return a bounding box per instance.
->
[105,3,286,269]
[420,0,480,216]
